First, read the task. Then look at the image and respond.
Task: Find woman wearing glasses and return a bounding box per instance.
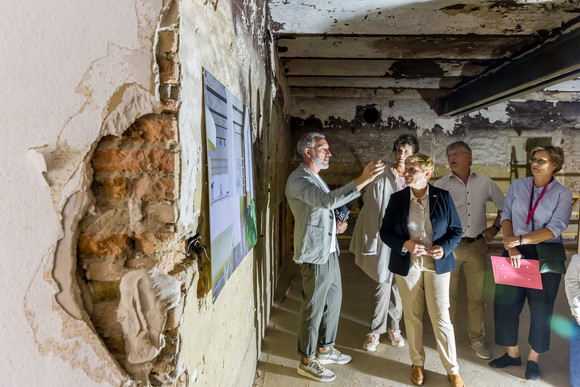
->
[489,146,572,381]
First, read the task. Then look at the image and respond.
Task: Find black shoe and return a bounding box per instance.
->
[525,360,540,381]
[489,353,522,368]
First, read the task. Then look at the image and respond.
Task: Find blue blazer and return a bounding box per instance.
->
[379,184,463,276]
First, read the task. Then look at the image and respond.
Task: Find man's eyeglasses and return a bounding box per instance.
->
[446,151,469,159]
[530,157,551,165]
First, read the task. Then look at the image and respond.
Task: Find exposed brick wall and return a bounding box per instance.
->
[75,10,193,385]
[77,111,182,368]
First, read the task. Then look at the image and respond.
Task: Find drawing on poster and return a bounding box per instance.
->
[203,69,257,301]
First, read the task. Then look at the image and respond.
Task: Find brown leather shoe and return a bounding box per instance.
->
[448,374,464,387]
[410,365,424,385]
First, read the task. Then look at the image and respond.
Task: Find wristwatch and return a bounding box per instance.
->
[494,225,501,232]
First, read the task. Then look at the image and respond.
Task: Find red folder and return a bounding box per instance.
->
[491,256,543,290]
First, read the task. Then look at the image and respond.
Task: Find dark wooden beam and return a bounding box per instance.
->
[436,28,580,117]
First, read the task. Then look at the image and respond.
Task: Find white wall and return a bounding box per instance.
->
[0,0,164,385]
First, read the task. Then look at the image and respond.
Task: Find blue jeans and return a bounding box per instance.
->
[572,319,580,387]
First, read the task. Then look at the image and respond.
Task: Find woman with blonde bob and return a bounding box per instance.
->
[490,145,572,381]
[380,154,464,387]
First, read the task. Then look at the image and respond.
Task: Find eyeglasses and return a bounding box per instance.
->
[530,157,551,165]
[446,151,470,159]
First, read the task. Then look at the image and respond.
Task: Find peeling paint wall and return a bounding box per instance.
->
[178,0,290,385]
[289,90,580,193]
[269,0,580,35]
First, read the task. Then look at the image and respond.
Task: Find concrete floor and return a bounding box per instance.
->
[253,253,575,387]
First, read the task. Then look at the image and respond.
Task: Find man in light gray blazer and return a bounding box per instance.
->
[286,132,384,382]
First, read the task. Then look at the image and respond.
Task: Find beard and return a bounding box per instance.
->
[312,154,329,169]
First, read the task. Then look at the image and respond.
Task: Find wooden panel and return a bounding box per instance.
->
[277,35,538,60]
[288,87,452,99]
[287,76,462,89]
[282,58,490,77]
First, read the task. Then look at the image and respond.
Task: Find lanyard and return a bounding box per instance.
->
[526,177,552,225]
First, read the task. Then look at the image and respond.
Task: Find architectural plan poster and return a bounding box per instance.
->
[203,70,257,302]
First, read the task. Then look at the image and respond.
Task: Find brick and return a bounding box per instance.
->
[162,100,180,113]
[131,116,176,142]
[159,84,172,102]
[92,150,175,173]
[101,178,126,199]
[159,83,181,103]
[169,84,180,101]
[144,203,175,224]
[78,234,131,256]
[125,254,158,270]
[90,281,121,303]
[86,260,128,281]
[158,30,178,53]
[158,60,179,84]
[134,233,172,254]
[134,178,175,200]
[78,208,131,235]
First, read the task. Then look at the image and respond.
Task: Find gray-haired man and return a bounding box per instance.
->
[286,132,384,382]
[434,141,505,360]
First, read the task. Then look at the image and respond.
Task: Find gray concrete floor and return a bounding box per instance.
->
[253,253,575,387]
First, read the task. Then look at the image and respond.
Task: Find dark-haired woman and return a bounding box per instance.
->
[350,134,419,351]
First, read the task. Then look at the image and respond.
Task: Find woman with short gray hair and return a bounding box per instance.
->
[490,145,572,381]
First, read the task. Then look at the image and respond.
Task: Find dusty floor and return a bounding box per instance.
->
[253,253,575,387]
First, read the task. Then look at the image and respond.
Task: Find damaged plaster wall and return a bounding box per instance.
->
[289,89,580,250]
[289,86,580,194]
[178,0,290,386]
[0,0,168,385]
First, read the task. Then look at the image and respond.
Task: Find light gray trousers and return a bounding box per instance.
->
[297,252,342,358]
[370,274,403,334]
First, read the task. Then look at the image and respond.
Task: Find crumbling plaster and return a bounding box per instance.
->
[1,0,168,385]
[177,0,289,385]
[289,87,578,170]
[269,0,580,35]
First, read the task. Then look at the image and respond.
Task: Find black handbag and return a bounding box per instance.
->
[536,242,566,274]
[531,213,567,274]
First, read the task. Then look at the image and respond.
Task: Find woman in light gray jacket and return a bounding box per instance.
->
[350,134,419,351]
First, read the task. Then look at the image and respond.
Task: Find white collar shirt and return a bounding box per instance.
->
[408,186,433,254]
[434,171,505,238]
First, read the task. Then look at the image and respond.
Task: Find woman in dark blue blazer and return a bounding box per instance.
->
[380,154,463,387]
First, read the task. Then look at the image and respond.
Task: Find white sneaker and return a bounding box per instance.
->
[316,347,352,365]
[470,341,492,359]
[363,333,380,352]
[388,329,405,348]
[297,359,336,382]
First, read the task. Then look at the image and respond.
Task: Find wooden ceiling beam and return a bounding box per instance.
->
[281,58,490,77]
[277,35,537,60]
